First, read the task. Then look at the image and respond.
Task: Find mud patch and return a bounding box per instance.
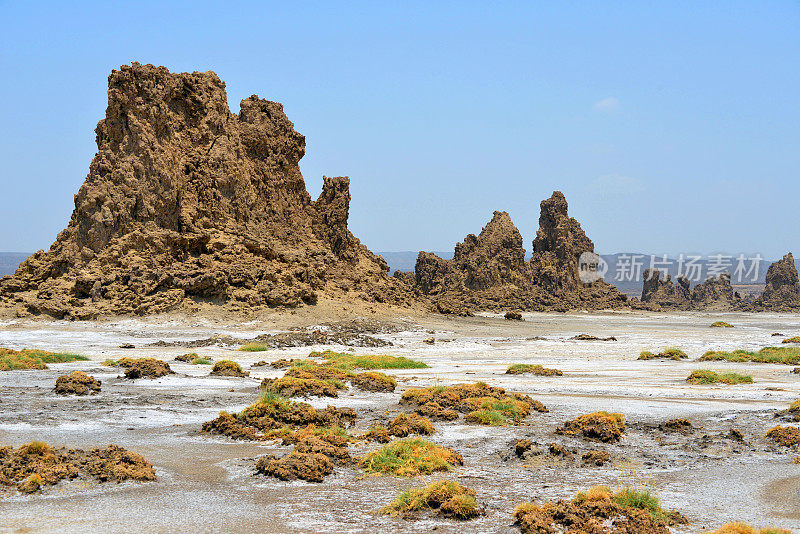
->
[570,334,617,341]
[658,418,694,434]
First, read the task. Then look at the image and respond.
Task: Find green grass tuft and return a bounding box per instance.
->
[638,347,688,360]
[613,485,667,521]
[238,343,269,352]
[381,480,479,519]
[361,438,462,477]
[687,369,753,385]
[310,350,428,370]
[710,321,734,328]
[700,346,800,365]
[0,348,88,371]
[465,409,508,426]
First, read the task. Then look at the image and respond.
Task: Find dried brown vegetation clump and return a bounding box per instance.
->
[775,399,800,422]
[361,425,393,443]
[581,449,610,466]
[766,425,800,447]
[658,419,694,434]
[513,439,534,458]
[351,371,397,392]
[283,363,352,382]
[361,414,435,443]
[260,376,344,398]
[210,360,249,377]
[54,371,101,395]
[256,451,333,483]
[360,438,463,477]
[638,348,687,361]
[555,412,626,443]
[400,382,547,426]
[513,485,686,534]
[505,364,563,376]
[0,348,89,371]
[381,480,484,520]
[388,413,435,437]
[0,441,155,494]
[257,352,419,398]
[111,357,173,379]
[292,435,352,465]
[413,402,461,421]
[174,353,198,362]
[201,393,355,441]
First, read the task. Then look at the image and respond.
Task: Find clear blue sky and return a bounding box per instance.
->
[0,1,798,259]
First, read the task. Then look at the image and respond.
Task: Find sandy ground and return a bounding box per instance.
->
[1,309,799,533]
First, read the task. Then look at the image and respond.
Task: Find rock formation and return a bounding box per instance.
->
[409,192,627,312]
[640,254,800,312]
[691,273,741,311]
[640,270,742,311]
[528,192,627,311]
[0,63,412,319]
[640,269,691,309]
[412,211,538,314]
[755,253,800,311]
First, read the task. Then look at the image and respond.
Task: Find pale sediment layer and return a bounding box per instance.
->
[0,310,798,532]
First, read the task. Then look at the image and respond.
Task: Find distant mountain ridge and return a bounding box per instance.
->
[0,253,29,277]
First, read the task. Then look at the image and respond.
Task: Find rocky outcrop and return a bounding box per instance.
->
[640,254,800,312]
[755,253,800,311]
[692,273,741,311]
[413,211,539,313]
[0,63,412,319]
[640,269,691,309]
[410,193,627,312]
[530,191,594,294]
[640,270,741,311]
[528,192,627,311]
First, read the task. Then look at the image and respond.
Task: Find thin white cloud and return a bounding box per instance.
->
[593,97,620,112]
[590,174,645,195]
